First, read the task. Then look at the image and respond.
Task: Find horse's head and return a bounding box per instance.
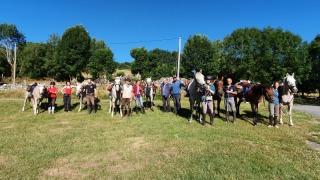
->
[114,77,121,91]
[38,84,46,97]
[285,73,298,93]
[214,79,224,97]
[194,72,208,91]
[146,77,152,86]
[263,84,274,102]
[76,82,84,97]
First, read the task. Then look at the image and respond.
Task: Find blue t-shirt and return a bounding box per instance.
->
[171,80,183,95]
[273,89,280,105]
[201,84,216,102]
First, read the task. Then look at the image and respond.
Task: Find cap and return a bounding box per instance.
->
[206,76,213,80]
[173,75,177,78]
[50,81,55,85]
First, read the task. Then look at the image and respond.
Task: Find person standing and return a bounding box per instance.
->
[201,76,216,126]
[121,78,133,118]
[47,81,58,114]
[61,81,73,112]
[133,80,145,114]
[84,79,97,114]
[223,78,237,123]
[160,78,171,112]
[268,82,280,128]
[170,75,184,115]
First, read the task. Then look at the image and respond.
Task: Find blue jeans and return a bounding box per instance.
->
[135,96,144,108]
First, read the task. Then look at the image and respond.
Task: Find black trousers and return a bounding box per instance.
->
[162,96,170,112]
[172,94,181,114]
[63,94,71,111]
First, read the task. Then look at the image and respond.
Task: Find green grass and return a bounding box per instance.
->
[0,97,319,179]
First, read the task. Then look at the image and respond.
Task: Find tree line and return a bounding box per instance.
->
[0,24,319,96]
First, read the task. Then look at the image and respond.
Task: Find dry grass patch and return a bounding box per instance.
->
[42,158,86,179]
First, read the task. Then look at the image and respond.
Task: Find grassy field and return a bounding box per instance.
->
[0,96,319,179]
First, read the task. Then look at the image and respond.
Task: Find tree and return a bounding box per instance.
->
[19,42,47,79]
[0,24,26,83]
[54,25,91,81]
[181,34,219,78]
[309,34,320,97]
[45,34,60,77]
[87,48,116,80]
[131,47,149,77]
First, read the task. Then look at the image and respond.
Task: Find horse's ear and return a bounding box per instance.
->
[200,69,202,73]
[292,73,294,77]
[286,73,289,77]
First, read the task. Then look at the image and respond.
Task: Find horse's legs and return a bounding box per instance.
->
[197,101,202,123]
[78,96,82,112]
[236,98,242,117]
[288,105,294,126]
[251,103,257,125]
[22,97,28,112]
[109,99,112,113]
[150,95,154,111]
[189,99,194,123]
[33,98,37,115]
[279,106,283,125]
[216,99,221,117]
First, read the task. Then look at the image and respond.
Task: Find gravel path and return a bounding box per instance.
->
[293,104,320,118]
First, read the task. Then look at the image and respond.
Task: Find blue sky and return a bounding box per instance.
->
[2,0,320,62]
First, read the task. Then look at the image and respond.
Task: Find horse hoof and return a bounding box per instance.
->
[289,124,294,127]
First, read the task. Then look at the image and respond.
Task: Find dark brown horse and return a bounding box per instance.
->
[235,81,252,117]
[245,84,274,126]
[213,76,224,117]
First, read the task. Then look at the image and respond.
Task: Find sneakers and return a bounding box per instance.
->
[268,125,273,128]
[274,125,279,128]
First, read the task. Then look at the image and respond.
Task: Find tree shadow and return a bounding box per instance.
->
[241,110,269,126]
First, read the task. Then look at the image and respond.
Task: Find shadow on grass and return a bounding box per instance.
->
[241,110,269,126]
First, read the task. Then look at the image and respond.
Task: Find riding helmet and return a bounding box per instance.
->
[50,81,55,85]
[206,76,213,80]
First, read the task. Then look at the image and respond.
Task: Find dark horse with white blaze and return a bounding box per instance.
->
[279,73,298,126]
[188,71,207,123]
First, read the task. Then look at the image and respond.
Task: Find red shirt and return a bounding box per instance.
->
[64,86,72,95]
[47,86,58,98]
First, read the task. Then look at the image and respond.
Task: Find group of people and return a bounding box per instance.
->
[27,74,282,128]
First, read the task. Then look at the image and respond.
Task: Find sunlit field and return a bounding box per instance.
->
[0,95,319,179]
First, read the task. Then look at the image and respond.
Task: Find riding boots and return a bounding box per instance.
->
[269,116,273,126]
[225,111,229,123]
[232,112,236,123]
[202,113,206,126]
[273,116,278,126]
[210,113,214,126]
[87,105,92,114]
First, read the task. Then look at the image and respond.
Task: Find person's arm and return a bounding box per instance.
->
[61,86,65,94]
[94,88,97,97]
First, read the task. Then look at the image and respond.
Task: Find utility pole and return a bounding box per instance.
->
[13,43,17,85]
[177,36,181,79]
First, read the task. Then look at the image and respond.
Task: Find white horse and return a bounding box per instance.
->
[279,73,298,126]
[109,77,122,117]
[76,82,86,112]
[22,84,47,115]
[188,71,207,123]
[144,77,155,111]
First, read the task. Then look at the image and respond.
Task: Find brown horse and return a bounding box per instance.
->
[213,76,224,117]
[245,84,274,126]
[235,80,252,117]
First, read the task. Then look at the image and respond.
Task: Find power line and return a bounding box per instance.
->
[107,37,179,45]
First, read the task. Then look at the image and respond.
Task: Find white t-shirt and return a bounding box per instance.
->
[122,85,133,98]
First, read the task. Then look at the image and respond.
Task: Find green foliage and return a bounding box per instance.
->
[0,53,10,77]
[309,35,320,91]
[0,24,26,81]
[117,62,132,70]
[45,34,60,78]
[54,25,91,80]
[131,47,176,79]
[19,42,48,78]
[222,27,310,83]
[116,71,125,77]
[182,34,221,78]
[87,48,116,80]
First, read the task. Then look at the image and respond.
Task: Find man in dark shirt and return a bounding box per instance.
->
[84,79,97,114]
[223,78,237,123]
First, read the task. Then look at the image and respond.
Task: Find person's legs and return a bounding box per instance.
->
[166,97,171,112]
[173,95,178,114]
[208,101,214,125]
[63,95,68,112]
[162,96,166,112]
[274,104,280,127]
[229,97,236,122]
[67,96,71,111]
[202,102,207,125]
[135,97,139,114]
[51,98,56,114]
[269,103,275,126]
[86,95,92,113]
[48,97,52,114]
